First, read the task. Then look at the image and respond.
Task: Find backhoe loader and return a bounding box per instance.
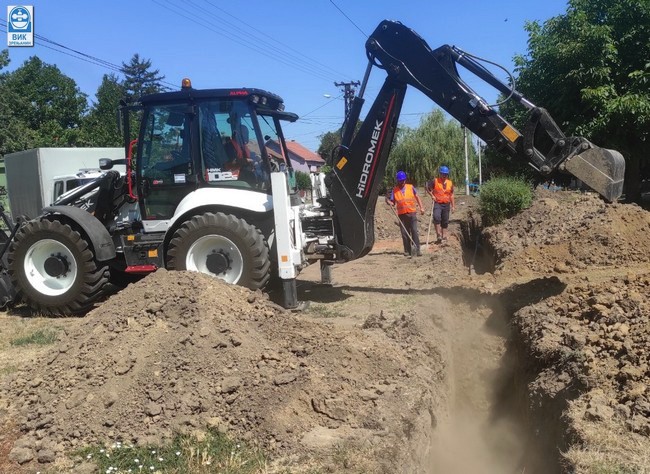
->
[0,20,625,314]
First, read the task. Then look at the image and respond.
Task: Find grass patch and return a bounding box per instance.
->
[0,365,18,378]
[76,429,267,474]
[564,400,650,474]
[9,329,58,346]
[588,462,640,474]
[307,304,345,318]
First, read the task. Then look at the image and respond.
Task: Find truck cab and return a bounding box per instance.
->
[52,169,105,203]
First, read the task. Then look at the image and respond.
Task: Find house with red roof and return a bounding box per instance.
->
[265,140,325,173]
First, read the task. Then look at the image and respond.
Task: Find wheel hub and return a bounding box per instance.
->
[43,254,70,278]
[205,250,231,275]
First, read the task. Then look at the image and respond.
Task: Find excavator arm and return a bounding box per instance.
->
[327,20,625,261]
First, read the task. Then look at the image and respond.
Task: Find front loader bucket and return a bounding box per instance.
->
[563,147,625,202]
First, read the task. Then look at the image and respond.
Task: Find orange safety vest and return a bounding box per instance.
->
[432,177,453,204]
[394,184,417,215]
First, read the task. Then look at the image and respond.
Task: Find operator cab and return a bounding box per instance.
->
[133,80,298,220]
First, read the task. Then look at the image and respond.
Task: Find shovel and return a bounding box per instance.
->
[389,205,420,256]
[425,204,435,247]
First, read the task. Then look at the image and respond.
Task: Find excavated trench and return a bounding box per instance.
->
[421,221,574,473]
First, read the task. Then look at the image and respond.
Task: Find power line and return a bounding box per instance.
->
[328,0,367,38]
[199,0,352,81]
[0,19,178,90]
[300,94,343,118]
[151,0,341,84]
[183,0,338,81]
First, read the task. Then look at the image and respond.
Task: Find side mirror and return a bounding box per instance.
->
[99,158,127,170]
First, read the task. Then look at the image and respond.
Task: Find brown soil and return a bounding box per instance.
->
[0,188,649,473]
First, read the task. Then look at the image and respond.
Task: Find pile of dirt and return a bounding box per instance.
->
[481,189,650,471]
[0,270,443,471]
[482,189,650,278]
[373,198,404,241]
[516,272,650,429]
[513,272,650,469]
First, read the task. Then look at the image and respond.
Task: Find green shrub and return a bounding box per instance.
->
[295,170,312,190]
[478,176,533,226]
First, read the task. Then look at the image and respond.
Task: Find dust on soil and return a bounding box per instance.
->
[0,188,649,473]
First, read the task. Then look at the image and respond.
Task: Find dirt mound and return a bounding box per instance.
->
[374,198,403,241]
[483,190,650,278]
[514,272,650,469]
[480,189,650,470]
[1,270,442,471]
[516,272,650,429]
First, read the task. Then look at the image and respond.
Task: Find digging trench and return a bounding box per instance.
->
[415,221,576,473]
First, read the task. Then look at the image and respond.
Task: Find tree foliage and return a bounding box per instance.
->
[121,54,167,102]
[0,53,167,157]
[81,74,124,147]
[294,170,312,190]
[0,50,9,70]
[316,121,363,164]
[0,52,35,155]
[386,110,477,188]
[4,57,88,147]
[505,0,650,201]
[317,129,341,164]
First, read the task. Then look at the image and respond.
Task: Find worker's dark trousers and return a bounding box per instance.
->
[434,202,451,228]
[399,212,420,254]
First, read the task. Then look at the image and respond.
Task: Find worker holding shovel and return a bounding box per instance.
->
[385,170,425,257]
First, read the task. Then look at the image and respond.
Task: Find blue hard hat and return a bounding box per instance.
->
[439,165,449,174]
[396,170,407,181]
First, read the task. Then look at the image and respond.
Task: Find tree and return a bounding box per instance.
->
[82,73,124,147]
[316,121,364,164]
[121,53,166,101]
[0,50,8,70]
[0,51,39,155]
[386,110,477,188]
[295,170,312,190]
[508,0,650,202]
[317,129,341,164]
[2,56,87,149]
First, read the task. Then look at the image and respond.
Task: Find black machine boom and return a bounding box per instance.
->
[327,20,625,261]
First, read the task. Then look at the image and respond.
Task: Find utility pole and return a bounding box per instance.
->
[334,80,360,118]
[463,127,470,195]
[477,138,482,186]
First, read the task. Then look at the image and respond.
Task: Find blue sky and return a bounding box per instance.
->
[3,0,569,151]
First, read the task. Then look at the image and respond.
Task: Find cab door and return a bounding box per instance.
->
[139,104,196,219]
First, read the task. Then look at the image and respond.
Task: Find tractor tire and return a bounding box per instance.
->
[8,219,110,315]
[166,212,271,290]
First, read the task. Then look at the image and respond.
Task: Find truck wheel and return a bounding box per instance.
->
[166,212,270,290]
[8,219,110,315]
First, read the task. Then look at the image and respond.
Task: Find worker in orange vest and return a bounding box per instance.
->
[427,165,455,244]
[385,170,425,257]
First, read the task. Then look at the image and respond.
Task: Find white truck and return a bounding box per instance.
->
[4,148,125,219]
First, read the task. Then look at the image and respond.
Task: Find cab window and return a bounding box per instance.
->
[198,100,270,192]
[139,104,194,219]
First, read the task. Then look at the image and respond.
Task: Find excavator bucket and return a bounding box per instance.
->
[563,146,625,202]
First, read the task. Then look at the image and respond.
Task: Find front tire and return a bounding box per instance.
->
[8,219,110,315]
[166,212,270,290]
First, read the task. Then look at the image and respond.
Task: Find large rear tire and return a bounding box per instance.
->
[8,219,110,315]
[166,212,271,290]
